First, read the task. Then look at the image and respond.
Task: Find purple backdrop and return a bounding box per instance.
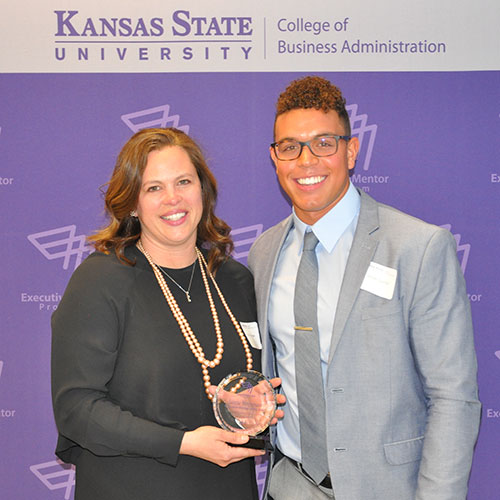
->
[1,71,499,499]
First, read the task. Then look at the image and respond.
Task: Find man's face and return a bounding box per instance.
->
[271,108,359,225]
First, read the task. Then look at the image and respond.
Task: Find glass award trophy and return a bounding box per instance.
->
[213,370,276,451]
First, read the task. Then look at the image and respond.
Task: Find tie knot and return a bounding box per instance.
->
[303,231,319,252]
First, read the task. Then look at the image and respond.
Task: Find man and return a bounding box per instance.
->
[247,76,480,500]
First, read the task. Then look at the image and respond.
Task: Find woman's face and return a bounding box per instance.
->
[136,146,203,261]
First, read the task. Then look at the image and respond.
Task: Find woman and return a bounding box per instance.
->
[51,128,282,500]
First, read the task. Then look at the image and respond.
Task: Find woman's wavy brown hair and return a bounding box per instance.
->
[89,127,233,272]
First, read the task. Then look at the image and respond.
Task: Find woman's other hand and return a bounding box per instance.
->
[179,426,265,467]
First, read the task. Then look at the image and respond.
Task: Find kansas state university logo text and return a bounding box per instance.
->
[54,10,254,63]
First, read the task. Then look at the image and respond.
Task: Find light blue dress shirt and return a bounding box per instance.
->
[268,182,361,462]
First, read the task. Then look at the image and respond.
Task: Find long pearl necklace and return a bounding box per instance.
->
[137,241,253,400]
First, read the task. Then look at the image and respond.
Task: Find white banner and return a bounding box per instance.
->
[1,0,499,73]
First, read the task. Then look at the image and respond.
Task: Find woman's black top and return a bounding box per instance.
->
[51,245,260,500]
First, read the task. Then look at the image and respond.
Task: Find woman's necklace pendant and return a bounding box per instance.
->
[186,292,192,303]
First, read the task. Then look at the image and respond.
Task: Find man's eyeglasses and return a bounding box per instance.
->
[271,135,351,161]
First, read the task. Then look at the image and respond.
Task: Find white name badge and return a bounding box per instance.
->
[360,262,397,300]
[240,321,262,350]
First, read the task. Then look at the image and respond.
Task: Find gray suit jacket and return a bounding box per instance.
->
[248,190,480,500]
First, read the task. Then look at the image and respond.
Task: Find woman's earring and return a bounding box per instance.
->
[130,210,138,218]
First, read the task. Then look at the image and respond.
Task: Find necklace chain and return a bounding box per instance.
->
[157,260,196,302]
[137,241,253,400]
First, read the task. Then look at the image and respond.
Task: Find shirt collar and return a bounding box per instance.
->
[292,182,360,253]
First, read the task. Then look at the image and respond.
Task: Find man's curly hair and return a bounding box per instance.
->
[275,76,351,135]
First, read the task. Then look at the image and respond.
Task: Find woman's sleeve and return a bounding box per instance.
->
[51,256,185,466]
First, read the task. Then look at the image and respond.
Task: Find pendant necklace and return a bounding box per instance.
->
[137,240,253,400]
[157,261,196,302]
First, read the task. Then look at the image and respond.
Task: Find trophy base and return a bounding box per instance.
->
[229,435,274,452]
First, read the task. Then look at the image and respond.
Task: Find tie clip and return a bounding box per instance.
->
[294,326,313,331]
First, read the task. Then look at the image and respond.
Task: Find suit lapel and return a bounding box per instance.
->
[258,216,293,374]
[328,190,380,363]
[258,216,293,318]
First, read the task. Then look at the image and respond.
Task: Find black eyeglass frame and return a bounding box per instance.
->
[270,134,351,161]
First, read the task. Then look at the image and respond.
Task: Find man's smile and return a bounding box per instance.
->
[296,175,326,186]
